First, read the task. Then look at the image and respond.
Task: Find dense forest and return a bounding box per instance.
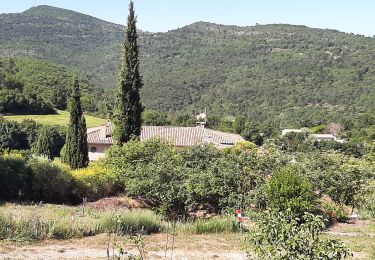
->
[0,57,110,115]
[0,5,374,141]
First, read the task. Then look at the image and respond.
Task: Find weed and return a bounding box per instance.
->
[100,210,161,235]
[175,216,240,234]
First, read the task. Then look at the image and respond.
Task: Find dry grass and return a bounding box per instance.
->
[0,233,247,259]
[0,203,160,241]
[0,203,374,259]
[322,220,375,259]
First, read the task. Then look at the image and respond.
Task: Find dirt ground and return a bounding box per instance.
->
[0,220,373,259]
[0,233,247,260]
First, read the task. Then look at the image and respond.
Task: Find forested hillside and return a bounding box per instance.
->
[1,5,375,139]
[0,57,108,115]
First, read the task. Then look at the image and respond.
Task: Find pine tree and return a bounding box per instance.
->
[113,1,143,145]
[62,78,89,169]
[32,126,51,159]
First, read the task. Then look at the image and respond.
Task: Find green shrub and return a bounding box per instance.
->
[278,132,311,152]
[0,118,28,150]
[0,154,33,200]
[100,210,161,235]
[49,221,73,239]
[182,144,283,213]
[357,181,375,219]
[176,216,240,234]
[302,152,372,208]
[27,158,77,203]
[105,139,287,214]
[248,209,352,259]
[106,139,185,214]
[71,163,121,201]
[319,200,349,225]
[265,166,316,216]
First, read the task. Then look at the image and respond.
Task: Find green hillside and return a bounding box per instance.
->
[0,5,123,90]
[0,57,109,115]
[0,6,375,139]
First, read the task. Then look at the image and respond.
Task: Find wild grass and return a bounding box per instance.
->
[0,212,102,241]
[100,210,162,235]
[0,214,50,241]
[0,204,241,241]
[370,243,375,260]
[175,216,240,234]
[3,110,105,128]
[0,204,164,241]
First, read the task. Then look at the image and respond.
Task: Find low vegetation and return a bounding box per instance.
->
[1,139,374,214]
[0,203,243,241]
[248,210,352,259]
[3,110,105,128]
[0,204,160,241]
[176,216,240,234]
[100,210,161,235]
[0,120,374,259]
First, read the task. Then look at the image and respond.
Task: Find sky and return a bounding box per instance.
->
[1,0,375,36]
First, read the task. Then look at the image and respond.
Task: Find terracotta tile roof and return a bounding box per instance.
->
[87,123,244,147]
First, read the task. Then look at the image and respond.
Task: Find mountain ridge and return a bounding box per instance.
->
[1,5,375,139]
[5,6,373,37]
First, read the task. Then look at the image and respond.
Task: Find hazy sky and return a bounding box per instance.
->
[1,0,374,36]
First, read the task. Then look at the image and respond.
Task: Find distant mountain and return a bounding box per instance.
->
[0,5,123,89]
[1,6,375,133]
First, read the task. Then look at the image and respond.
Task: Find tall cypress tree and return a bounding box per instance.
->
[32,126,51,159]
[113,1,143,145]
[62,78,89,169]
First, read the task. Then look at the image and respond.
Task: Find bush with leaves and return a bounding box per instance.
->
[319,199,349,225]
[301,152,373,209]
[264,166,316,216]
[277,132,311,152]
[0,118,28,150]
[357,180,375,219]
[0,153,33,201]
[19,119,40,148]
[27,157,77,203]
[182,144,270,212]
[105,139,288,214]
[248,209,352,260]
[105,139,185,214]
[71,163,121,201]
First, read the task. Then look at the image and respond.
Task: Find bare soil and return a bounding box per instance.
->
[0,233,246,260]
[0,217,373,259]
[87,197,151,211]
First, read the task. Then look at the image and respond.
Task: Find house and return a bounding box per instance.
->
[87,122,245,161]
[311,134,347,143]
[281,128,347,143]
[281,128,310,136]
[311,133,336,142]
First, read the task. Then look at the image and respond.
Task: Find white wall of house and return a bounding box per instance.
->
[88,143,111,161]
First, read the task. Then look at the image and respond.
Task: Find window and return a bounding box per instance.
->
[90,147,97,153]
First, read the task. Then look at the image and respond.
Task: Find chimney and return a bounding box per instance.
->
[196,121,206,128]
